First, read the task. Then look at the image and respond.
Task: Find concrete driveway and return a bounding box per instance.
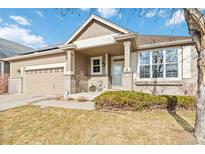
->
[0,94,56,111]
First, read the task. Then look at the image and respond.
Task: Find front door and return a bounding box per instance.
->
[111,58,124,87]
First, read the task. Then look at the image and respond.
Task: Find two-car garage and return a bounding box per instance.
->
[23,63,65,95]
[6,50,67,95]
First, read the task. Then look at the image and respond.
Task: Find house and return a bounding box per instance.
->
[0,38,32,77]
[2,14,197,97]
[0,38,32,93]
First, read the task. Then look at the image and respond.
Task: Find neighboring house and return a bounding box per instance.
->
[3,14,197,96]
[0,38,32,93]
[0,38,32,76]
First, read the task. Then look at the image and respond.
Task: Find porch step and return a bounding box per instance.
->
[67,92,102,101]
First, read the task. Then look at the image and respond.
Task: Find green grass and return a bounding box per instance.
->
[0,105,196,144]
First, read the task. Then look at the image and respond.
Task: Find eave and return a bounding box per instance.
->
[138,39,194,50]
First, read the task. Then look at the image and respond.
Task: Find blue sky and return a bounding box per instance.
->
[0,8,204,49]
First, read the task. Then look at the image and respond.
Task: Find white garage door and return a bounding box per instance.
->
[24,67,64,95]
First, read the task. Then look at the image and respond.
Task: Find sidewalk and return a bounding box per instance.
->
[33,100,95,110]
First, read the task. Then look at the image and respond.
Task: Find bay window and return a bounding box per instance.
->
[139,48,179,79]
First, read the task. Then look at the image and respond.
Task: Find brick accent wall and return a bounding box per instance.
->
[0,74,9,94]
[75,75,89,93]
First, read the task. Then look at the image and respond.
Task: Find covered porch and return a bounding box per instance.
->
[62,33,138,95]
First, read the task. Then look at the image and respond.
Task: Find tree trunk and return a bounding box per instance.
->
[194,49,205,144]
[183,8,205,144]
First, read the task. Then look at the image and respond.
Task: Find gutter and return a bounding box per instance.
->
[2,48,65,61]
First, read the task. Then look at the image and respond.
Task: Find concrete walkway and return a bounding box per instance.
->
[0,94,56,111]
[33,100,95,110]
[67,92,102,101]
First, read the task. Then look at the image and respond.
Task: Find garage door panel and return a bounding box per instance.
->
[24,67,64,94]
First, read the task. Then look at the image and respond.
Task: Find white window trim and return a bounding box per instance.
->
[136,47,182,82]
[91,56,103,75]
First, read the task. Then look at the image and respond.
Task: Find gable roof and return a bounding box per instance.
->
[2,14,193,61]
[64,14,130,45]
[0,38,32,58]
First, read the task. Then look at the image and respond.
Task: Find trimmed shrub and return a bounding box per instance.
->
[94,91,196,111]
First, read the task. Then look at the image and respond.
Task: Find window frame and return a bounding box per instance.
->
[0,62,2,73]
[91,56,103,75]
[139,51,151,78]
[165,48,179,78]
[151,50,164,78]
[0,61,3,77]
[137,47,182,81]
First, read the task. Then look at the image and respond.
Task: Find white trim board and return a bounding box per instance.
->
[73,34,118,49]
[22,62,67,74]
[64,14,129,45]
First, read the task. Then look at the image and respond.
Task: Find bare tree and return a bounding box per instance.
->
[58,8,205,144]
[183,8,205,144]
[130,8,205,144]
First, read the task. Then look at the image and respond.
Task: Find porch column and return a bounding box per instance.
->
[105,53,108,75]
[122,40,133,90]
[105,53,110,90]
[66,50,75,75]
[123,41,131,72]
[64,49,75,98]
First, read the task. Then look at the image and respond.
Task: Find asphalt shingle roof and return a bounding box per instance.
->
[2,34,191,58]
[138,35,191,46]
[21,43,61,55]
[0,38,32,58]
[24,35,191,54]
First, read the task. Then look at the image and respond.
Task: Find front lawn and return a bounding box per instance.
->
[0,106,196,144]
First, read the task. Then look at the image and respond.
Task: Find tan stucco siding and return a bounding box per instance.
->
[75,52,89,75]
[73,20,120,41]
[10,52,66,78]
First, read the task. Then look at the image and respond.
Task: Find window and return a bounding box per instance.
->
[139,48,179,79]
[166,48,178,77]
[0,62,2,75]
[152,50,164,78]
[91,56,102,75]
[139,51,150,78]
